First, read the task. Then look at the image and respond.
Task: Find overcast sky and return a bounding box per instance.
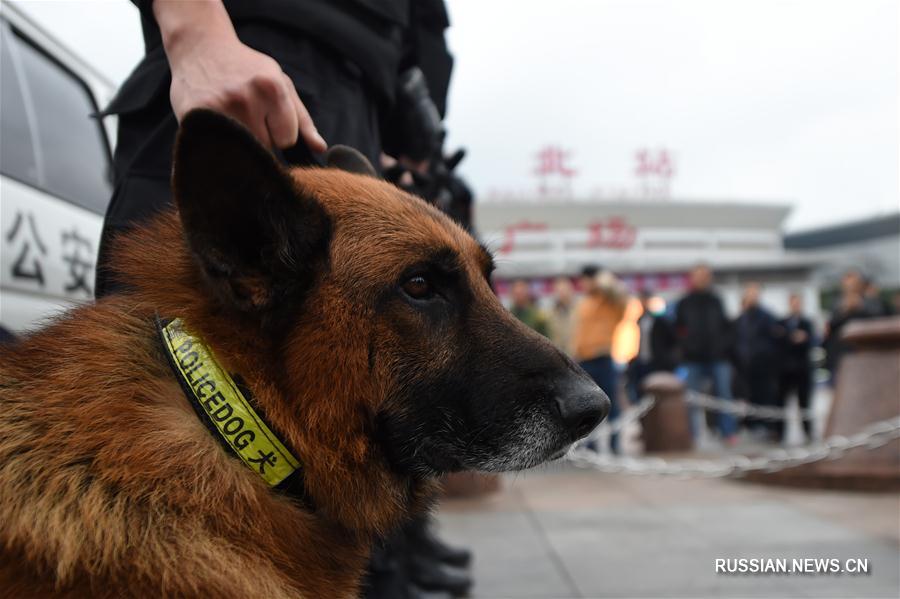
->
[12,0,898,231]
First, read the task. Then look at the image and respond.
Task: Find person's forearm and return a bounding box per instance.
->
[153,0,237,63]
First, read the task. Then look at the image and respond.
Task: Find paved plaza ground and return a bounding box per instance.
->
[436,464,900,598]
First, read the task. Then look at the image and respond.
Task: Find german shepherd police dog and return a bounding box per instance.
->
[0,110,609,598]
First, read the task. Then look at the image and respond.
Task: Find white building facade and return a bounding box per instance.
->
[475,198,823,320]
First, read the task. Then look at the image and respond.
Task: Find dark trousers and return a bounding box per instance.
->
[777,369,813,440]
[684,361,737,438]
[626,358,654,404]
[743,356,779,435]
[580,355,619,452]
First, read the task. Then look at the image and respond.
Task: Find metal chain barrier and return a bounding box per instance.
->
[566,391,900,478]
[683,390,818,422]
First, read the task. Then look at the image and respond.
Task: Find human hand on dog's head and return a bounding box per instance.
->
[156,0,326,153]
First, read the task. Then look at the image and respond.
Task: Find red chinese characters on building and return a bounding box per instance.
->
[498,218,636,254]
[634,148,675,198]
[534,146,577,196]
[634,148,674,178]
[534,146,577,178]
[586,216,636,250]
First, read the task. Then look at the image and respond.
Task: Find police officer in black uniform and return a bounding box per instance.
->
[96,0,453,296]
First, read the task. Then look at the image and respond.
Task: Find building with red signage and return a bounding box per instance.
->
[476,198,827,320]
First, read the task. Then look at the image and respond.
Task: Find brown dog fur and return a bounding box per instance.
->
[0,154,495,597]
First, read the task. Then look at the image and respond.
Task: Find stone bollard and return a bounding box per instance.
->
[751,316,900,491]
[640,372,694,453]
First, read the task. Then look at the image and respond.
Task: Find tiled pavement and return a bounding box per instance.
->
[436,464,900,598]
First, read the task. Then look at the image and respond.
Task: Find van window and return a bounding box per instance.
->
[0,23,40,189]
[1,24,112,215]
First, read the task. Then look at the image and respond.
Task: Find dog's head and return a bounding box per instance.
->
[171,110,609,478]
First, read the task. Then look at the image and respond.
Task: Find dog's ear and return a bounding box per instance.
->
[325,145,377,177]
[172,109,330,312]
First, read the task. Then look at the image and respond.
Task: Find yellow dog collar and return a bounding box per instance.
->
[159,318,301,487]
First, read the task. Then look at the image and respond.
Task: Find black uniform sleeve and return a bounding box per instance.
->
[408,0,453,117]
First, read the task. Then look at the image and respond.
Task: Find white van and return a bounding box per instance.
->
[0,1,116,334]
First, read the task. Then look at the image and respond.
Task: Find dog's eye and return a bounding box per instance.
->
[402,275,434,300]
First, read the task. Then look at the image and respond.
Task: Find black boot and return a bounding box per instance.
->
[407,516,472,568]
[409,555,472,597]
[363,533,413,599]
[362,546,417,599]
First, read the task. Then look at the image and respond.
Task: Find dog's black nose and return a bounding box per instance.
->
[553,376,611,439]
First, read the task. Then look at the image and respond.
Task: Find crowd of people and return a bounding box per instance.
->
[507,264,897,452]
